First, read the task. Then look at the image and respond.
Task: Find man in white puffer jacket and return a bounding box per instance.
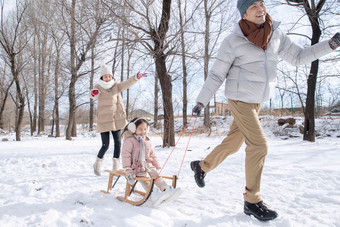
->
[190,0,339,222]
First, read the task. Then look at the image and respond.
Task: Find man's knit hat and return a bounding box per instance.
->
[100,64,112,77]
[237,0,263,17]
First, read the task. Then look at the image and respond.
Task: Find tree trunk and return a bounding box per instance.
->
[0,77,14,129]
[121,0,127,102]
[126,47,132,119]
[178,0,188,127]
[38,66,46,134]
[89,42,95,131]
[303,60,319,142]
[55,99,60,137]
[0,1,28,140]
[24,76,33,135]
[111,28,121,77]
[182,61,188,126]
[302,1,323,142]
[155,55,175,147]
[65,0,103,140]
[50,106,55,137]
[203,0,210,128]
[54,45,61,137]
[15,95,25,141]
[38,32,48,134]
[151,0,174,147]
[72,113,77,137]
[154,72,159,128]
[66,80,76,140]
[121,26,125,98]
[11,60,24,141]
[32,35,38,134]
[66,0,77,140]
[45,44,52,132]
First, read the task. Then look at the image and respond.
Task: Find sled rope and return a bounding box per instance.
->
[177,116,197,179]
[156,115,196,181]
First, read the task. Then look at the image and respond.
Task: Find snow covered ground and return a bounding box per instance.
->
[0,116,340,227]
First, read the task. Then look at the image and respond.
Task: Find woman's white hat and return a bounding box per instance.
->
[100,64,112,77]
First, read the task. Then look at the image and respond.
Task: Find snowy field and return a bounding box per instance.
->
[0,116,340,227]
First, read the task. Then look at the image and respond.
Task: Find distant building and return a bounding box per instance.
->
[214,101,230,116]
[128,109,153,120]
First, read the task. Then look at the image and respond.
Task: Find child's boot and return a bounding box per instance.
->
[162,185,182,203]
[112,158,120,171]
[93,157,103,176]
[151,189,170,207]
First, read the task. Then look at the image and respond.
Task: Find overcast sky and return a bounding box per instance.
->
[1,0,15,15]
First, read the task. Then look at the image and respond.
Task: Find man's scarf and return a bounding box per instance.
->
[239,14,273,50]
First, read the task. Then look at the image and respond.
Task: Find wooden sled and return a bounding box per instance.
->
[101,169,177,206]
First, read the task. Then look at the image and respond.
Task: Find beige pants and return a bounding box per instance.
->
[201,99,267,203]
[138,167,168,192]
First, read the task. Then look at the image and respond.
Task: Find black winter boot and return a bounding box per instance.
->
[244,201,278,221]
[190,161,206,188]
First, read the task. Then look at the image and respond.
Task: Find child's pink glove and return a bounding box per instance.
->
[136,72,147,79]
[91,89,100,96]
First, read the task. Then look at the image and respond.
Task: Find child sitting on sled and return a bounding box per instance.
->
[121,118,182,206]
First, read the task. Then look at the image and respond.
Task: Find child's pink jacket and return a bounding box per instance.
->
[122,132,161,173]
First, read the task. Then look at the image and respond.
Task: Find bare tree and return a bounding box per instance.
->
[37,25,50,134]
[0,0,31,141]
[326,79,340,112]
[51,28,67,137]
[285,0,338,141]
[202,0,236,128]
[277,65,308,115]
[111,27,122,77]
[149,0,174,146]
[104,0,175,146]
[104,0,203,147]
[87,7,128,131]
[176,0,206,126]
[61,0,107,140]
[0,65,14,128]
[125,43,137,119]
[276,64,289,116]
[119,1,139,120]
[177,0,189,126]
[89,40,96,132]
[25,0,52,135]
[31,32,38,134]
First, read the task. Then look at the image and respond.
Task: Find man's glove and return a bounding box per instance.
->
[136,72,147,79]
[329,32,340,50]
[192,102,204,116]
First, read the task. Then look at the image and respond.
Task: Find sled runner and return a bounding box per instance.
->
[101,169,177,206]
